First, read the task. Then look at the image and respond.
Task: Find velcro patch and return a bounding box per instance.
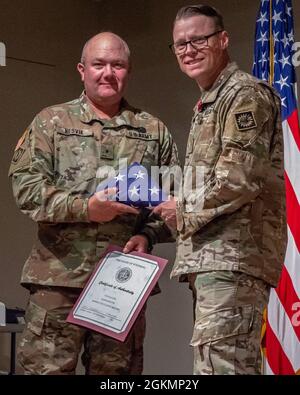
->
[15,130,28,151]
[57,128,93,137]
[12,148,25,163]
[234,111,257,131]
[100,144,114,160]
[125,130,156,140]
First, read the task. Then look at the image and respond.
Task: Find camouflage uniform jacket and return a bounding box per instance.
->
[9,93,178,288]
[172,62,286,287]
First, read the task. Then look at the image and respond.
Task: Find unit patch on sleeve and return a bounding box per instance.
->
[234,111,257,131]
[12,148,25,163]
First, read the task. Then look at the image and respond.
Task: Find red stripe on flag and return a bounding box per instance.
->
[287,110,300,151]
[266,319,295,375]
[285,171,300,251]
[276,266,300,342]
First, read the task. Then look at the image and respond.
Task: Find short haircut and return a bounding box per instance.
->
[174,4,224,30]
[80,32,131,64]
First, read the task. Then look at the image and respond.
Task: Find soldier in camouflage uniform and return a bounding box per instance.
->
[9,32,178,375]
[154,5,286,374]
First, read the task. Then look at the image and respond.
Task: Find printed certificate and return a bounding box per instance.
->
[67,245,168,341]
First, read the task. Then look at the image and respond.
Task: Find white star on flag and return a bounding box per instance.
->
[274,31,280,43]
[129,185,140,198]
[134,170,146,179]
[257,12,268,26]
[258,31,269,46]
[279,54,291,69]
[281,33,290,48]
[275,74,289,90]
[288,30,294,42]
[149,186,159,196]
[286,5,292,16]
[281,96,287,108]
[115,174,126,182]
[258,52,268,66]
[272,10,282,25]
[262,71,267,81]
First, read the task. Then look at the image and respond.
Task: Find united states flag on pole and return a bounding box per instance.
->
[253,0,300,375]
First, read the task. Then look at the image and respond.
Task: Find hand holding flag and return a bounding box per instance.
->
[88,187,140,223]
[152,195,177,230]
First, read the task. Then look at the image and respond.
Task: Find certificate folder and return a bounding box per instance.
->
[67,245,168,342]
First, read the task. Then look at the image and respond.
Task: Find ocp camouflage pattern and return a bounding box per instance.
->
[172,62,286,287]
[9,93,179,288]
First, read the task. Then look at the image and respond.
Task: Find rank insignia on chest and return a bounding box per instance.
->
[100,144,114,160]
[234,111,257,131]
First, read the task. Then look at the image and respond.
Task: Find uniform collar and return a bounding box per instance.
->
[194,62,239,113]
[79,91,133,124]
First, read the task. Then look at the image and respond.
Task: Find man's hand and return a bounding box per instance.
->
[88,188,140,223]
[123,235,149,254]
[152,196,177,230]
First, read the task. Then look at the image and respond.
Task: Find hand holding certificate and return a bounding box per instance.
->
[67,245,168,342]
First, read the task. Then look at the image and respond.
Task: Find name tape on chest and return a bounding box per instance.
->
[125,130,156,140]
[57,128,94,137]
[102,125,157,140]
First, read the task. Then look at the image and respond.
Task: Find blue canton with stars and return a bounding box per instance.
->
[253,0,298,121]
[96,162,167,208]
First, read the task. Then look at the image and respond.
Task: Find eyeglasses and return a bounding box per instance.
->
[169,30,223,55]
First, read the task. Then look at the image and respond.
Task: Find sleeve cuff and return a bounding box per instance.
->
[178,211,202,241]
[69,196,90,222]
[176,201,184,232]
[138,229,156,252]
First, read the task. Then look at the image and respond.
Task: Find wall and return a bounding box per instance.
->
[0,0,102,373]
[0,0,299,375]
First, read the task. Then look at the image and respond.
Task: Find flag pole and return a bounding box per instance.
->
[261,0,274,373]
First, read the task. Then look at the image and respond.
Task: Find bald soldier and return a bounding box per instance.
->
[9,32,178,375]
[154,5,286,374]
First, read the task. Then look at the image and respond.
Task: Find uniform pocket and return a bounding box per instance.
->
[54,127,97,184]
[26,301,47,336]
[109,129,159,166]
[121,137,147,164]
[191,304,254,347]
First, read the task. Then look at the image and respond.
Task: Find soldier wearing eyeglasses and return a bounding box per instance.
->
[154,4,286,375]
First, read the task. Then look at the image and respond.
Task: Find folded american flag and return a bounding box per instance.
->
[96,162,167,208]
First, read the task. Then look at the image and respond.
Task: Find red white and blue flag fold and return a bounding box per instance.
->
[96,162,167,208]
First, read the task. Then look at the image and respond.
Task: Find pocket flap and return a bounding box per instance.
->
[191,304,254,347]
[26,301,47,336]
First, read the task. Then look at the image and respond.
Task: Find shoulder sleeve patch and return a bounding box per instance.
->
[234,111,257,131]
[14,129,31,151]
[12,148,26,163]
[8,129,32,177]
